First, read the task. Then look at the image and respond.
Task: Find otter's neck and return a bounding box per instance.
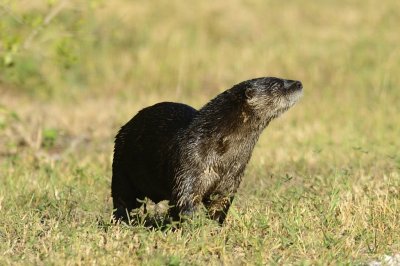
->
[192,91,271,149]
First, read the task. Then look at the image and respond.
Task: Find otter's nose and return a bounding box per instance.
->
[284,80,303,91]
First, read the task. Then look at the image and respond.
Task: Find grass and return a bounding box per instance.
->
[1,0,400,264]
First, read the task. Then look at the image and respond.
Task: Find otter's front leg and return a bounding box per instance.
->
[203,194,234,225]
[169,197,202,223]
[169,186,202,222]
[170,170,215,222]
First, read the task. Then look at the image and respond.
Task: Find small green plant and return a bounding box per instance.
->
[42,128,58,148]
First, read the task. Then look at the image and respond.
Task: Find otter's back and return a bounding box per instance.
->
[112,102,197,202]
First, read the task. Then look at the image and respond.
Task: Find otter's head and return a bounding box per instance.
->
[243,77,303,119]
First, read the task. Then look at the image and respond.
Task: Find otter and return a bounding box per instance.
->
[112,77,303,224]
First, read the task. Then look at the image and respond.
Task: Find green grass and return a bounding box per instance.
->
[1,0,400,264]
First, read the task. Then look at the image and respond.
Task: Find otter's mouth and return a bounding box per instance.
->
[284,80,303,92]
[283,79,303,106]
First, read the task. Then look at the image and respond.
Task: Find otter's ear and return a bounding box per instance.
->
[245,87,255,99]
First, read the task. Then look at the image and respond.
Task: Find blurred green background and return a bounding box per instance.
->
[2,0,398,101]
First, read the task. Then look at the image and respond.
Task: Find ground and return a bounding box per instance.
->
[0,0,399,264]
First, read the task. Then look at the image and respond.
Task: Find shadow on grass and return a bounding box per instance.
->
[98,209,219,232]
[96,212,179,232]
[126,213,176,231]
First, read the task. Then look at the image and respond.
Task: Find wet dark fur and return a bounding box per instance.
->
[112,77,303,224]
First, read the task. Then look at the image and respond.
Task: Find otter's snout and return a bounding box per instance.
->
[284,80,303,91]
